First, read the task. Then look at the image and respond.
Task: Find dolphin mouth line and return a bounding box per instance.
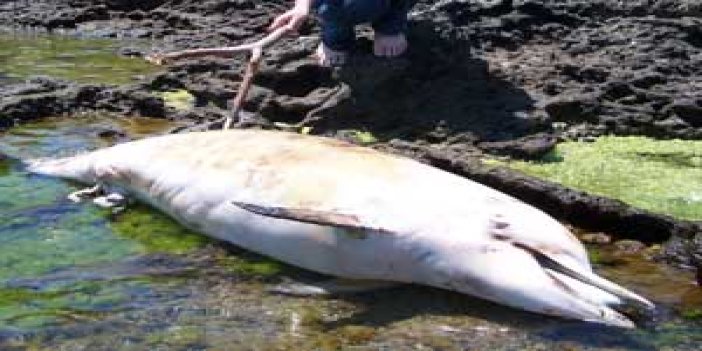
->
[513,242,655,313]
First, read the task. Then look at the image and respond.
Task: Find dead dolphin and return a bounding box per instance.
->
[27,129,653,327]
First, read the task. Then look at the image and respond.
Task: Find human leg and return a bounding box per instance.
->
[371,0,417,57]
[314,0,395,65]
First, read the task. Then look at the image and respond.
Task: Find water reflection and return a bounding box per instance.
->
[0,31,160,85]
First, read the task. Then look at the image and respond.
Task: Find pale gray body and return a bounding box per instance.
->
[28,130,654,327]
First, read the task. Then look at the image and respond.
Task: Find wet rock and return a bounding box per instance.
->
[118,47,145,57]
[641,244,662,260]
[544,94,600,123]
[661,233,700,268]
[0,92,75,128]
[75,4,109,22]
[670,99,702,127]
[478,133,557,160]
[217,27,252,41]
[630,72,667,89]
[0,76,70,98]
[97,128,128,140]
[613,240,647,255]
[580,233,612,245]
[104,0,167,12]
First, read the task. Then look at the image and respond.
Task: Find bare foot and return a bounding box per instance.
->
[373,32,408,58]
[315,42,347,66]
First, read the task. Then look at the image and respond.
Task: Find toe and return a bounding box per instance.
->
[373,34,408,58]
[383,44,393,57]
[373,42,383,57]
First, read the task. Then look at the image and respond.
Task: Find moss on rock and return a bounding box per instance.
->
[499,136,702,221]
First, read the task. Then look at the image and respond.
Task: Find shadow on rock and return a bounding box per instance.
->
[260,21,544,148]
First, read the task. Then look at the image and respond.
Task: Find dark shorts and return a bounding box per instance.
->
[314,0,417,50]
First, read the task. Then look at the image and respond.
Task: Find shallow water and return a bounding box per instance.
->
[0,116,700,350]
[0,31,160,85]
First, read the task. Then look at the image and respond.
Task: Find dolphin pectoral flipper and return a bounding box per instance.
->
[269,278,399,296]
[232,201,392,234]
[67,184,104,203]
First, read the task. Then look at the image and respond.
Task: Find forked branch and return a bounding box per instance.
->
[145,27,290,129]
[145,26,289,65]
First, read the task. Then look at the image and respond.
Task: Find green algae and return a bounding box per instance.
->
[0,115,204,281]
[144,326,206,349]
[350,130,378,144]
[217,252,285,277]
[0,32,160,85]
[0,174,136,281]
[0,114,208,333]
[109,204,209,254]
[681,309,702,320]
[156,89,196,111]
[343,129,379,145]
[493,136,702,221]
[0,279,155,330]
[0,158,9,176]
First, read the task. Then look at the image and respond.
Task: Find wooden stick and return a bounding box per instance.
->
[145,27,290,129]
[145,27,289,65]
[224,55,260,129]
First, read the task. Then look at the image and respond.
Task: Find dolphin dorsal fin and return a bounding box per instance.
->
[232,201,393,234]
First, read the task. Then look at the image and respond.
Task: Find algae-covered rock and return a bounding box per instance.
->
[501,136,702,221]
[109,204,210,254]
[156,89,196,112]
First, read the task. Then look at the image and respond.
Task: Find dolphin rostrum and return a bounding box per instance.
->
[27,129,654,327]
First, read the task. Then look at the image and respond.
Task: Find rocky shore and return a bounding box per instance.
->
[1,0,700,269]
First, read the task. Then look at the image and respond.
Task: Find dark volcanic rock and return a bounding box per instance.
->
[477,133,557,159]
[545,93,601,123]
[103,0,167,11]
[671,99,702,127]
[662,230,702,270]
[0,79,168,128]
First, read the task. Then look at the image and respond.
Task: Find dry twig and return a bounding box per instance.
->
[145,27,290,129]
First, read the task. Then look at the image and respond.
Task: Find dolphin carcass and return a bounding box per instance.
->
[27,129,654,327]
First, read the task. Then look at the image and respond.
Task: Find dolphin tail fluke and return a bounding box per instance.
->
[26,153,96,183]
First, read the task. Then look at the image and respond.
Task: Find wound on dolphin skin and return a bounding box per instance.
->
[490,214,511,241]
[493,233,510,241]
